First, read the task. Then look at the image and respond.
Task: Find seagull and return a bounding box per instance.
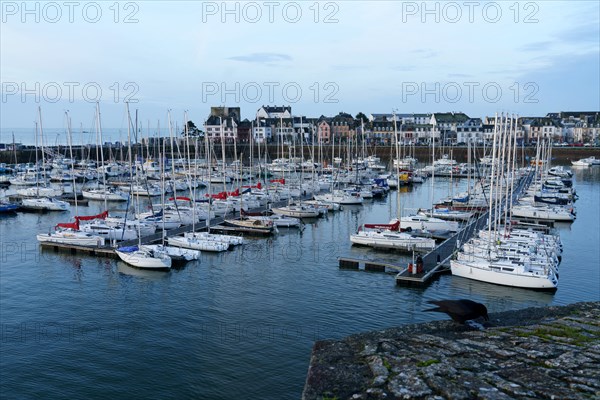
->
[424,299,489,325]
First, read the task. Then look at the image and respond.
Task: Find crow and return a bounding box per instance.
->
[424,299,489,324]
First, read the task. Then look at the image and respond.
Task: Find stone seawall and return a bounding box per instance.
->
[1,145,599,165]
[302,301,599,399]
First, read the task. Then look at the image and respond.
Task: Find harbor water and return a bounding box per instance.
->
[1,166,599,399]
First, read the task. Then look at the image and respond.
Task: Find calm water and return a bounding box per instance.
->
[1,167,599,399]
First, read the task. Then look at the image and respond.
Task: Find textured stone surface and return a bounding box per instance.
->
[303,302,600,400]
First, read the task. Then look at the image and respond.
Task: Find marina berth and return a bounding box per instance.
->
[21,197,70,211]
[389,215,460,233]
[82,187,128,201]
[36,230,105,247]
[450,257,558,290]
[350,228,436,252]
[115,246,172,270]
[271,204,320,218]
[247,214,304,228]
[16,186,63,197]
[166,234,229,252]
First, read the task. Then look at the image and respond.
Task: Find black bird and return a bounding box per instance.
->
[424,299,489,324]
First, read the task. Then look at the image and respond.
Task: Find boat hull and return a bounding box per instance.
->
[450,259,558,290]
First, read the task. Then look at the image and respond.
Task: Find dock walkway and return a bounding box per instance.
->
[39,199,291,257]
[338,171,533,287]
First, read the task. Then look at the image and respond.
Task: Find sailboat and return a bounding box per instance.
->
[143,137,201,263]
[392,118,459,234]
[450,113,560,290]
[166,116,231,253]
[21,108,70,212]
[115,103,172,270]
[350,114,436,252]
[37,113,104,247]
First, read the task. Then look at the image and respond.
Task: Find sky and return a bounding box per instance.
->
[1,0,599,131]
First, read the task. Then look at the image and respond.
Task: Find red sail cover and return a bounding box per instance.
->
[75,211,109,221]
[363,220,400,231]
[56,220,79,230]
[270,178,285,184]
[227,188,240,197]
[204,192,228,199]
[242,182,262,189]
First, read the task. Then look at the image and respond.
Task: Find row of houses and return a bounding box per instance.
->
[194,106,600,146]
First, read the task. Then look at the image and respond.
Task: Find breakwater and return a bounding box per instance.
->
[1,144,599,165]
[303,301,600,399]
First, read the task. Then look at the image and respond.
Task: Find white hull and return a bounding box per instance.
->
[187,232,244,246]
[17,187,63,197]
[271,205,319,218]
[80,223,138,241]
[451,259,558,290]
[248,215,303,228]
[142,244,200,261]
[391,216,459,233]
[82,189,128,201]
[314,191,363,205]
[511,205,575,222]
[37,231,105,246]
[421,209,473,221]
[350,230,436,251]
[21,197,70,211]
[166,236,228,252]
[571,160,591,167]
[116,248,171,270]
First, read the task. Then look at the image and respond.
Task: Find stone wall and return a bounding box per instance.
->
[303,301,599,399]
[2,145,599,165]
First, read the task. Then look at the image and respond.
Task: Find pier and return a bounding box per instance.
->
[338,171,533,287]
[337,211,490,286]
[36,200,289,258]
[394,210,489,286]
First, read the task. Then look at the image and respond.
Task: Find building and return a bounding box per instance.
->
[204,115,238,143]
[431,112,470,145]
[316,117,331,144]
[237,119,252,143]
[330,112,355,143]
[210,106,241,120]
[256,105,292,119]
[252,119,272,144]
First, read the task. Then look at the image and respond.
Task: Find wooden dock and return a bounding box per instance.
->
[336,211,490,286]
[34,199,291,258]
[338,257,405,273]
[340,171,534,287]
[39,242,118,258]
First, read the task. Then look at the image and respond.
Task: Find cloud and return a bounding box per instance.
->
[517,41,553,52]
[332,65,367,71]
[227,53,292,64]
[392,66,416,72]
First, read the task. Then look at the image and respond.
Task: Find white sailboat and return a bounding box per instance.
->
[351,115,437,253]
[37,228,105,247]
[20,109,70,212]
[450,113,560,291]
[115,103,172,270]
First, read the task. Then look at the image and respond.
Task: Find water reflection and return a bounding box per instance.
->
[447,274,555,310]
[116,262,171,280]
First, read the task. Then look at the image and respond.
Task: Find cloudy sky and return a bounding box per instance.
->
[1,1,599,129]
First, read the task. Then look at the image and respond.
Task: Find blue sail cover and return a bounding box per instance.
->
[117,246,139,253]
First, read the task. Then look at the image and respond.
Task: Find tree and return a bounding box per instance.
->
[182,120,202,137]
[355,112,368,123]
